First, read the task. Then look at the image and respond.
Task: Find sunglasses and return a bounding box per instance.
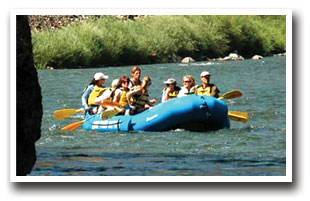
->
[183,80,191,83]
[122,81,129,83]
[166,84,174,86]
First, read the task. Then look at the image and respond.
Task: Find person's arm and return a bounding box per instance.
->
[81,85,93,110]
[161,88,171,102]
[113,89,122,103]
[211,85,220,98]
[161,90,167,103]
[146,98,156,107]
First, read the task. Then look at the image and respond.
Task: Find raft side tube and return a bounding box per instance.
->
[130,95,217,131]
[82,95,229,132]
[82,114,132,132]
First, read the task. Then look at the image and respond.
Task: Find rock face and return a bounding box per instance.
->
[16,15,43,176]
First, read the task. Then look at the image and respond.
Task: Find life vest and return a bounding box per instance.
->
[130,87,149,109]
[109,86,117,101]
[128,79,142,89]
[195,84,218,97]
[119,89,129,106]
[182,86,196,95]
[87,85,109,105]
[162,86,180,99]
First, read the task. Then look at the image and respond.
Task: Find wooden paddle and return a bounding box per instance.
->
[54,108,84,120]
[228,111,249,123]
[61,110,120,131]
[218,90,243,100]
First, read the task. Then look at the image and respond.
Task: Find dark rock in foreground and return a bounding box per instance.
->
[16,15,43,176]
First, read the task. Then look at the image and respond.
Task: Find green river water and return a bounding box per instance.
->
[29,56,286,176]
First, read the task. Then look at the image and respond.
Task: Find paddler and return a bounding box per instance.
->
[81,72,109,114]
[127,76,157,114]
[161,78,181,102]
[86,73,113,114]
[128,66,142,89]
[195,71,220,98]
[177,75,197,97]
[112,76,131,115]
[94,78,121,113]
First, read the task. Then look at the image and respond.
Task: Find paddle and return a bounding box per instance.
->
[228,111,249,123]
[54,108,84,120]
[101,100,122,107]
[100,100,124,119]
[61,119,85,131]
[61,110,120,131]
[218,90,243,100]
[101,109,120,120]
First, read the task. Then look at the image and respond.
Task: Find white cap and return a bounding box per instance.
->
[111,79,119,88]
[94,72,108,81]
[200,71,210,77]
[163,78,176,84]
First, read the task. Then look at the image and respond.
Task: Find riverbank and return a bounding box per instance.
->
[30,15,286,69]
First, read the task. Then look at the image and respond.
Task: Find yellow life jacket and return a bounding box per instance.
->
[119,90,129,106]
[168,91,178,98]
[88,85,109,105]
[162,86,180,99]
[195,86,212,96]
[130,87,149,109]
[195,84,218,96]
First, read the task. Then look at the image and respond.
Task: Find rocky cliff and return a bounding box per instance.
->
[16,15,43,176]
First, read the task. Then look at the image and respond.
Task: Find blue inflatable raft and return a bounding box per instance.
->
[82,95,230,132]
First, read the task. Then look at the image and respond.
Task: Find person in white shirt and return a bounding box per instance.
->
[161,78,181,102]
[177,75,197,97]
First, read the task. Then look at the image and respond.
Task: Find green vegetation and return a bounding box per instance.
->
[31,15,286,69]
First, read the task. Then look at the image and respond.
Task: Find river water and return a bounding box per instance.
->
[29,56,286,177]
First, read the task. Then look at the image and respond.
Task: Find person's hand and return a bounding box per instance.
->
[166,87,172,93]
[150,99,157,104]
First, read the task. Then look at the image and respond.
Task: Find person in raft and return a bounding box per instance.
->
[128,66,142,89]
[81,72,109,114]
[161,78,181,102]
[126,76,157,114]
[177,75,197,97]
[112,76,131,115]
[93,78,121,112]
[195,71,220,98]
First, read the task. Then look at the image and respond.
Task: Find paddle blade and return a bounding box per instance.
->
[101,110,120,120]
[101,100,122,108]
[228,111,249,123]
[54,108,84,120]
[218,90,243,100]
[61,120,85,131]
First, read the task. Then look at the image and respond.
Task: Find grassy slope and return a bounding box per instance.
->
[31,15,286,69]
